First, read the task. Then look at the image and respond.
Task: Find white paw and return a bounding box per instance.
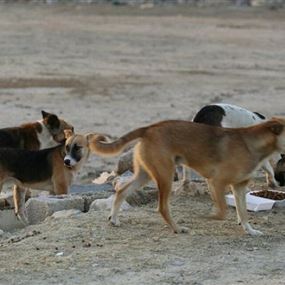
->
[242,223,264,236]
[247,229,264,236]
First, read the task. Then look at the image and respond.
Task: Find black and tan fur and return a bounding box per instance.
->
[0,111,73,222]
[0,144,80,205]
[85,117,285,236]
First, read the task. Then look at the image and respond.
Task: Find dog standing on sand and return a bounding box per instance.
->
[0,111,73,222]
[176,103,280,194]
[85,117,285,235]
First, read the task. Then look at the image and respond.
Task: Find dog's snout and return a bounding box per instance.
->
[64,158,71,166]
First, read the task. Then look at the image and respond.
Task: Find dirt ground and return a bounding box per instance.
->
[0,3,285,285]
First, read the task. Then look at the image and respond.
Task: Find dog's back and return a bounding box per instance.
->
[0,145,63,185]
[0,124,40,150]
[193,103,266,128]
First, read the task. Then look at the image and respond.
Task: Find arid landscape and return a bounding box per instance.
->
[0,3,284,285]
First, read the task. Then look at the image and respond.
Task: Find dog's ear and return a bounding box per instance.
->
[41,110,49,119]
[269,122,284,135]
[47,114,60,130]
[64,129,73,139]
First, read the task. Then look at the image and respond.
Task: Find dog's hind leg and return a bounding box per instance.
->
[157,175,188,233]
[232,181,263,236]
[13,185,29,225]
[146,158,188,234]
[109,167,150,227]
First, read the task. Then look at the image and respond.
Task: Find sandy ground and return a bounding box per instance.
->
[0,3,285,285]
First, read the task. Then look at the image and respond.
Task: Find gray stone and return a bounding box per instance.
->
[116,149,134,175]
[51,209,82,220]
[0,191,14,209]
[274,199,285,208]
[70,183,115,211]
[126,187,158,206]
[0,209,25,231]
[89,195,132,211]
[26,195,85,225]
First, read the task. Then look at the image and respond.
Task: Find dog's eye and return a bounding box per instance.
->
[73,144,82,152]
[66,145,70,152]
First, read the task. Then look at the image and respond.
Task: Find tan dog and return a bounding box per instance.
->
[83,118,285,235]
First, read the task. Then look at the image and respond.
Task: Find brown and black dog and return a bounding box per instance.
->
[84,117,285,236]
[0,111,73,222]
[0,141,85,222]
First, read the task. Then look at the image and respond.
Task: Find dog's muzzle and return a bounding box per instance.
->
[64,158,71,166]
[64,158,74,169]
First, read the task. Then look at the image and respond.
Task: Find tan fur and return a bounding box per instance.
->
[88,117,285,235]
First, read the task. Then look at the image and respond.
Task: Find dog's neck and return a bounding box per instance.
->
[244,128,279,161]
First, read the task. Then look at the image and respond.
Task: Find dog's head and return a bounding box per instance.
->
[267,117,285,151]
[64,131,96,169]
[41,110,74,144]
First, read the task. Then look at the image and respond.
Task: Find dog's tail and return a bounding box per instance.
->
[89,127,147,157]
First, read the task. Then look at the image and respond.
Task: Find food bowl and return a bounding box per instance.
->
[226,190,285,212]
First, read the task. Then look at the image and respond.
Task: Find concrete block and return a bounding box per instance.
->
[0,209,25,231]
[70,183,114,211]
[26,195,84,225]
[89,194,132,211]
[51,209,82,220]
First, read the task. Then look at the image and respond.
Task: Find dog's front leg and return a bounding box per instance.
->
[262,160,279,188]
[109,168,150,227]
[232,182,263,236]
[174,166,190,195]
[13,185,29,225]
[53,182,68,196]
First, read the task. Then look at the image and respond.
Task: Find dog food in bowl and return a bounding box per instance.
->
[250,190,285,201]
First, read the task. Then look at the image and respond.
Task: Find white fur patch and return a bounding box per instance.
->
[215,103,265,128]
[37,120,59,149]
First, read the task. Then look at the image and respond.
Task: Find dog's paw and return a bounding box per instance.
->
[242,223,264,236]
[174,226,189,234]
[246,228,264,236]
[108,215,121,227]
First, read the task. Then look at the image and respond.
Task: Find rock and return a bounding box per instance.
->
[0,191,14,208]
[126,187,158,206]
[70,183,115,211]
[0,209,26,231]
[92,171,116,185]
[89,195,132,211]
[0,229,4,237]
[51,209,82,220]
[26,195,84,225]
[116,149,134,175]
[113,170,134,190]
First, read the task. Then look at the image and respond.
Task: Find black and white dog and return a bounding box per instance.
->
[176,103,281,193]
